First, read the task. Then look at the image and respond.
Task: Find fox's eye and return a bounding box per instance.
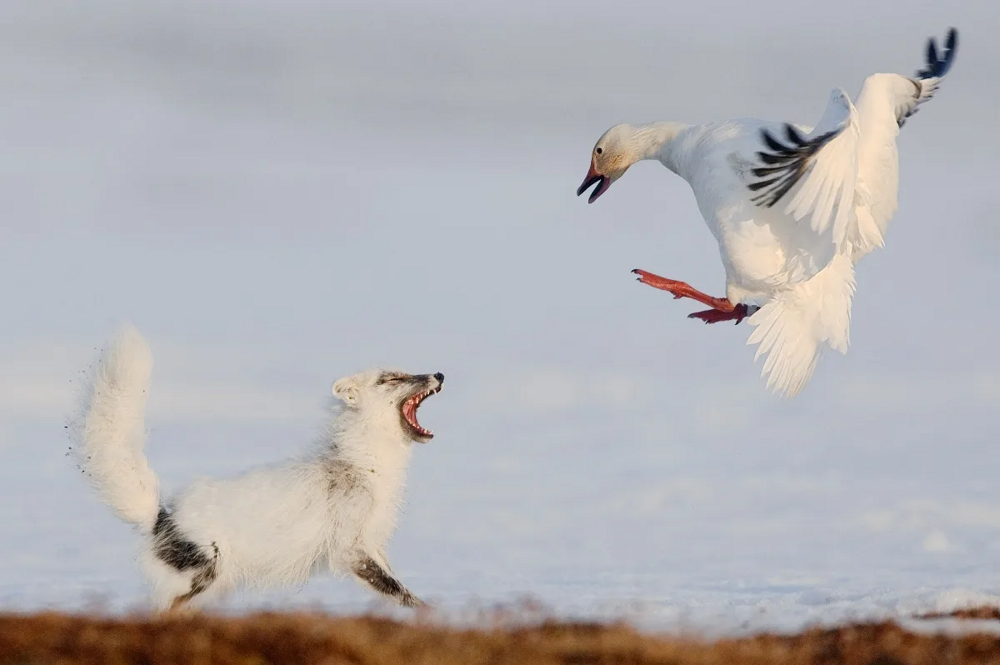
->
[376,374,406,385]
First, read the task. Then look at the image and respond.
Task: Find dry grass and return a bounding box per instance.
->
[2,611,1000,664]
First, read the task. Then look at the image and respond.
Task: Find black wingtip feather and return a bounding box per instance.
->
[757,151,789,165]
[946,27,957,52]
[747,178,778,192]
[745,123,842,208]
[785,125,806,146]
[761,129,791,154]
[916,28,958,80]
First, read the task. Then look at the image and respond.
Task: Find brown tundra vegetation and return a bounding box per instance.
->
[2,608,1000,664]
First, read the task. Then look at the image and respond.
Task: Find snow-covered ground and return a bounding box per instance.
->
[1,0,999,636]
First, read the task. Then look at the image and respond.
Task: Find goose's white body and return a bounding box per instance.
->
[663,118,841,303]
[661,115,859,396]
[582,30,957,396]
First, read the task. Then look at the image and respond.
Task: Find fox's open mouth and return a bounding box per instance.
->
[401,385,441,440]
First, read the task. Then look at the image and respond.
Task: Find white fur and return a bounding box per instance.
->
[72,324,159,531]
[72,326,441,611]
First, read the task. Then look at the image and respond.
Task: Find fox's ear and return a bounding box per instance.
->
[332,376,359,402]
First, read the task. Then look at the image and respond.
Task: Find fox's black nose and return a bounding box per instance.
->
[433,372,444,383]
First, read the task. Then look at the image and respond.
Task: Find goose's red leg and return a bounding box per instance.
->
[687,306,750,324]
[631,268,749,325]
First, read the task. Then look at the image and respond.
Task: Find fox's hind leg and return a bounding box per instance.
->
[166,561,219,614]
[148,508,221,614]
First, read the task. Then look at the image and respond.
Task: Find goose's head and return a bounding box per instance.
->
[576,124,636,204]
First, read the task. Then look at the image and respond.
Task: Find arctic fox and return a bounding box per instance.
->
[71,325,443,612]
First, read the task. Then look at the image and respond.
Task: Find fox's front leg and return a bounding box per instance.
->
[352,553,426,608]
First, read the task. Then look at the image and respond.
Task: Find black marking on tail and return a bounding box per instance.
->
[916,28,958,80]
[746,126,841,209]
[152,508,213,572]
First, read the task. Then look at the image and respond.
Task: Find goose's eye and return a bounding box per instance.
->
[596,147,603,155]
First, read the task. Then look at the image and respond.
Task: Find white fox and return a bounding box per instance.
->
[71,325,443,612]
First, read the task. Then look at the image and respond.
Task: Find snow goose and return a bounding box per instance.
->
[577,29,957,397]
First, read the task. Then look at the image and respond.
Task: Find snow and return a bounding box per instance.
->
[1,0,1000,638]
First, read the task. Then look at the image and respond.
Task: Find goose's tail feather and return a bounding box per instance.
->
[746,254,855,397]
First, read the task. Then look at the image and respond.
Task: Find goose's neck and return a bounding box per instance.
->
[630,121,690,175]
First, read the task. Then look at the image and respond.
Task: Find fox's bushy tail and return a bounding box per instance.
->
[72,325,160,532]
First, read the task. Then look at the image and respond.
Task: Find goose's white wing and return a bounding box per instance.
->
[849,28,958,259]
[742,28,958,259]
[744,89,861,252]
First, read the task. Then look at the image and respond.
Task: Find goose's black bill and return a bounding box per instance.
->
[577,163,610,203]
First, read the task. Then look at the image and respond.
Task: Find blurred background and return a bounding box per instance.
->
[1,0,998,632]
